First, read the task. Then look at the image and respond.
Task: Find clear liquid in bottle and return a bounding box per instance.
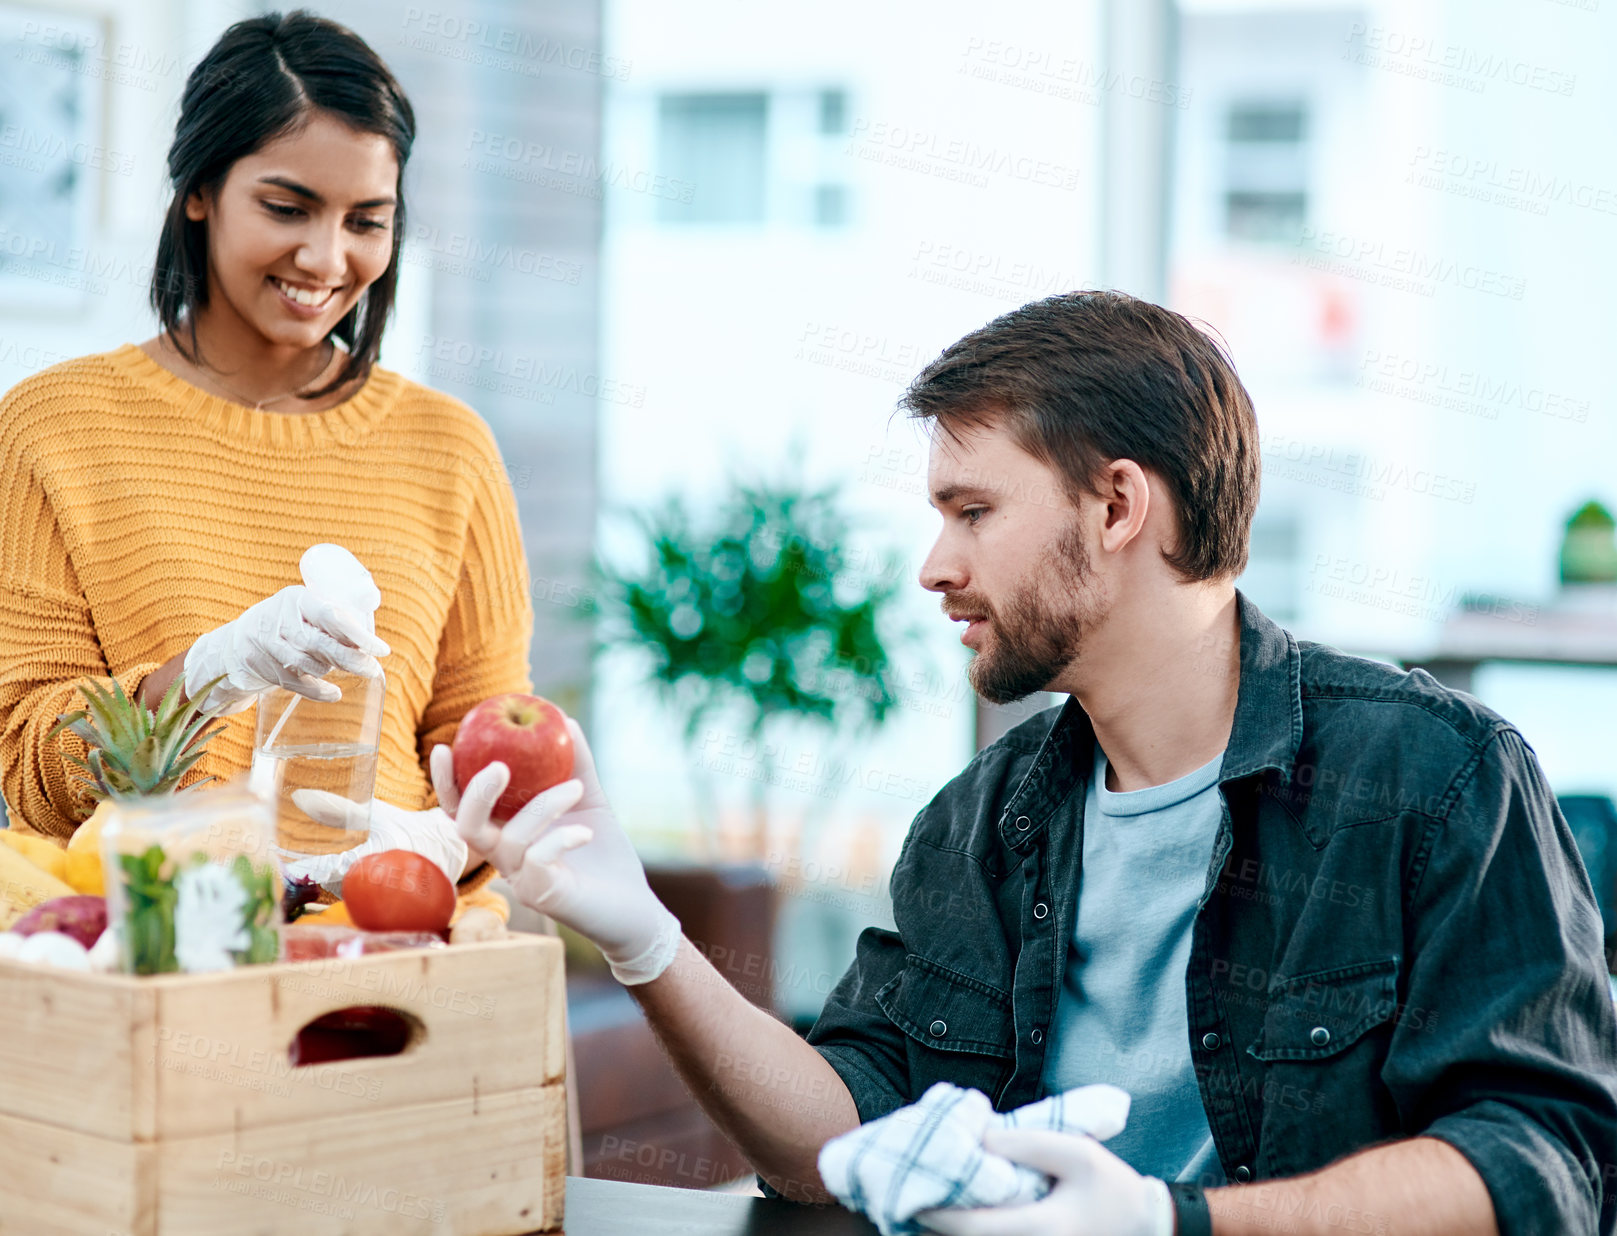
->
[249,740,378,855]
[250,668,385,858]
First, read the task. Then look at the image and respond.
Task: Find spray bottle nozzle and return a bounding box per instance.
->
[261,544,385,752]
[300,544,381,633]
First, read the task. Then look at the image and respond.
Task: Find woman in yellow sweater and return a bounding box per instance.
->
[0,13,527,922]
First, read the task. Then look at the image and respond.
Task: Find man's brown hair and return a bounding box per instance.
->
[899,290,1260,582]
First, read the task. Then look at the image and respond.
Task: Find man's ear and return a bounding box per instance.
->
[1096,459,1151,555]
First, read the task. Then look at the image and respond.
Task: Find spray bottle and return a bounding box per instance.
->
[249,545,387,857]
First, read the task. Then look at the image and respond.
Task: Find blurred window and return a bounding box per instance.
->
[651,88,849,228]
[814,183,847,227]
[818,88,847,134]
[656,92,769,223]
[1237,512,1301,623]
[1223,101,1308,244]
[1228,104,1304,143]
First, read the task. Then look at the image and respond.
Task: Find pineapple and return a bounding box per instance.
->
[45,673,234,894]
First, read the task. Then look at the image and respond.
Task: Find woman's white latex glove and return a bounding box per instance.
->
[435,718,681,985]
[918,1128,1174,1236]
[278,772,469,896]
[184,584,389,715]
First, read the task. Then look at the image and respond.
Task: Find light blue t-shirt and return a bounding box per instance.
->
[1039,742,1228,1187]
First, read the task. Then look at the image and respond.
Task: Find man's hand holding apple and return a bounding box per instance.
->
[431,716,683,985]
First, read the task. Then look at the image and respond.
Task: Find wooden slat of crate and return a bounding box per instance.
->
[150,935,565,1139]
[0,1110,152,1235]
[0,1085,564,1235]
[0,950,147,1140]
[160,1085,564,1235]
[0,935,564,1144]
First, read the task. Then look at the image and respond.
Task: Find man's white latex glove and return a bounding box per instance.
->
[917,1128,1174,1236]
[278,770,469,895]
[435,717,681,985]
[184,584,390,715]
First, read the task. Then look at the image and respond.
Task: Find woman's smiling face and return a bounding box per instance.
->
[185,109,399,351]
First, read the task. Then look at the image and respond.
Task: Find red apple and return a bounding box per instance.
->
[451,693,575,822]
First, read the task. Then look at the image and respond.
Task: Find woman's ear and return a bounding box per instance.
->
[183,186,211,222]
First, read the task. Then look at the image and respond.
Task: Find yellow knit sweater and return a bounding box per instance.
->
[0,343,535,900]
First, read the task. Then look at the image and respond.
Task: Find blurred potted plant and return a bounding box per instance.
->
[1560,500,1617,585]
[596,475,906,858]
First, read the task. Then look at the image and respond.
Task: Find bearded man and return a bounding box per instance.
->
[446,291,1617,1236]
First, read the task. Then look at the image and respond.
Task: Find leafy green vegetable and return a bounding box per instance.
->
[233,853,282,964]
[118,845,178,974]
[113,846,282,975]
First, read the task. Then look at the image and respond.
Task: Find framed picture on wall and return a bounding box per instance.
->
[0,4,107,310]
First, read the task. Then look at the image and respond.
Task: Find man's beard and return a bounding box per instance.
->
[961,521,1094,705]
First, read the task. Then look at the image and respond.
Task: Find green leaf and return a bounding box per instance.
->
[91,679,143,756]
[595,472,908,755]
[43,708,88,746]
[118,847,178,975]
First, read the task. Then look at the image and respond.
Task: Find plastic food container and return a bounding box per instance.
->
[98,785,282,976]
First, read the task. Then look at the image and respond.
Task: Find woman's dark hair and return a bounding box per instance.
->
[150,10,415,400]
[899,290,1261,583]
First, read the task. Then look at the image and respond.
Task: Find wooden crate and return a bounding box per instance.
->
[0,934,566,1235]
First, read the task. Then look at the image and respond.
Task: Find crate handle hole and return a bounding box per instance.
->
[289,1005,425,1067]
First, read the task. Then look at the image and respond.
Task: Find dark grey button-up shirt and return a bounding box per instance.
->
[805,593,1617,1235]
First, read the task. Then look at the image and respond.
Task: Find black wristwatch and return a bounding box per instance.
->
[1167,1182,1213,1236]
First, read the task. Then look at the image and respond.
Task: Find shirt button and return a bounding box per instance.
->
[1031,1029,1044,1045]
[1201,1032,1222,1051]
[1233,1165,1252,1183]
[1015,815,1031,830]
[930,1019,947,1038]
[1033,902,1049,920]
[1310,1026,1331,1047]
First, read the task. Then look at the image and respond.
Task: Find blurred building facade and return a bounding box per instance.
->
[591,0,1617,1014]
[1169,0,1617,799]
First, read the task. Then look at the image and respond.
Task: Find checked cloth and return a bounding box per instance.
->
[816,1081,1131,1236]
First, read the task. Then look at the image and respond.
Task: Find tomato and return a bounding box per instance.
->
[342,850,456,933]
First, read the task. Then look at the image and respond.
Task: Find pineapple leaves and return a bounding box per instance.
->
[162,708,229,772]
[45,671,235,803]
